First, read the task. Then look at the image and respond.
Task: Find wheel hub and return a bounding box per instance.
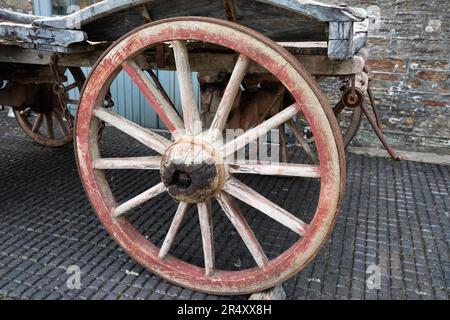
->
[160,139,224,203]
[342,87,364,108]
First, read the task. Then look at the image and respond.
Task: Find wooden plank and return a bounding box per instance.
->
[33,0,151,29]
[33,0,366,29]
[149,52,366,76]
[148,0,328,42]
[0,64,59,83]
[0,22,87,48]
[327,20,368,60]
[29,0,368,46]
[0,44,365,76]
[0,43,104,66]
[0,8,43,24]
[258,0,366,22]
[327,21,352,60]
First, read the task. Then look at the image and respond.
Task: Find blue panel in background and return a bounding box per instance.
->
[33,0,52,16]
[65,68,200,130]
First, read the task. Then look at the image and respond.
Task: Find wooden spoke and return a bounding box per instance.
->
[44,114,54,139]
[114,182,166,217]
[216,192,269,267]
[94,108,171,154]
[159,202,189,259]
[53,111,70,136]
[64,82,78,92]
[223,177,308,236]
[121,59,184,135]
[20,107,31,116]
[221,104,298,157]
[286,119,317,164]
[31,114,43,133]
[93,156,161,170]
[197,201,215,276]
[209,54,249,139]
[172,40,201,134]
[228,161,320,178]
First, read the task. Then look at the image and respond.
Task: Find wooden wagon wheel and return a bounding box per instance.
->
[75,17,345,295]
[13,67,85,147]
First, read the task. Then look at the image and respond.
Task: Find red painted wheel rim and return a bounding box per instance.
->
[75,17,343,294]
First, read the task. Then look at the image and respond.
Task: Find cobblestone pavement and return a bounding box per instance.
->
[0,112,448,300]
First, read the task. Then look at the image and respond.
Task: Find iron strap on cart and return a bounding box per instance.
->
[0,0,400,296]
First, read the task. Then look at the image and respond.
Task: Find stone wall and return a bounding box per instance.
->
[1,0,447,153]
[321,0,449,154]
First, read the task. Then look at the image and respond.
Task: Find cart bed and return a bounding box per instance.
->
[0,0,368,59]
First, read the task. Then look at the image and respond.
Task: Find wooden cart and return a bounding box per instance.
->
[0,0,399,296]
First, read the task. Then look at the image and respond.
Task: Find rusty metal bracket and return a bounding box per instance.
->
[49,54,74,129]
[367,84,382,129]
[333,72,400,160]
[97,90,115,141]
[333,99,346,117]
[138,4,152,23]
[223,0,237,22]
[363,65,382,128]
[359,103,402,161]
[146,68,182,120]
[333,78,364,117]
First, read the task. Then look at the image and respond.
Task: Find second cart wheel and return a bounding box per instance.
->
[75,17,345,295]
[14,67,85,147]
[294,99,362,154]
[335,103,362,148]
